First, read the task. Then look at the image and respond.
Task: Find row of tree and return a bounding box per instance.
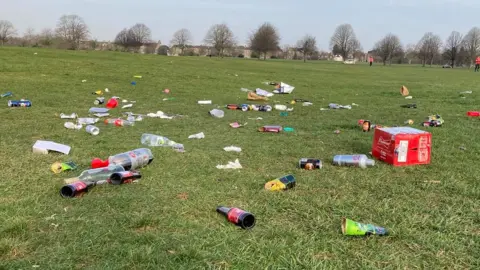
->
[1,15,480,66]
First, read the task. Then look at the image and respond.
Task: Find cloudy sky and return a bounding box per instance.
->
[1,0,478,50]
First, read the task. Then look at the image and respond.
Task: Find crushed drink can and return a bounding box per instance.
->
[8,100,31,107]
[259,125,282,133]
[299,158,322,170]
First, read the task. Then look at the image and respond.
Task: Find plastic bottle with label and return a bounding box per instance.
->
[64,164,125,184]
[140,134,184,150]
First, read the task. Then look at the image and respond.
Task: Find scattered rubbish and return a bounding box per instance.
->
[240,88,251,92]
[104,118,134,127]
[64,122,82,130]
[289,99,310,104]
[106,98,118,109]
[320,108,329,111]
[122,99,128,103]
[351,103,359,106]
[284,127,294,132]
[248,117,263,120]
[133,75,142,79]
[259,126,282,133]
[332,155,375,168]
[51,161,77,174]
[460,90,472,94]
[263,81,277,85]
[227,104,252,111]
[302,102,313,106]
[275,104,293,111]
[131,81,137,86]
[334,129,341,134]
[248,92,268,101]
[273,82,295,94]
[94,97,105,105]
[400,85,409,96]
[224,146,242,152]
[92,90,103,95]
[163,88,170,94]
[163,97,175,101]
[93,113,109,117]
[60,113,77,119]
[141,134,184,152]
[422,114,444,127]
[1,91,12,98]
[210,109,225,118]
[401,103,417,109]
[91,148,154,170]
[372,127,431,166]
[86,125,100,135]
[89,107,109,114]
[33,140,71,155]
[264,174,296,191]
[146,111,175,119]
[405,96,413,99]
[188,132,205,139]
[329,103,351,109]
[459,146,466,151]
[255,88,274,97]
[78,118,99,125]
[342,217,388,236]
[229,122,247,128]
[256,105,273,112]
[216,159,242,169]
[8,100,31,107]
[64,164,125,184]
[404,119,414,125]
[198,100,212,105]
[216,206,255,229]
[299,158,322,170]
[467,111,480,117]
[280,112,288,116]
[109,171,142,185]
[105,88,109,93]
[122,104,133,109]
[81,80,87,83]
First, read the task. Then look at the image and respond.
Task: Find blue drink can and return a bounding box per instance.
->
[8,100,31,107]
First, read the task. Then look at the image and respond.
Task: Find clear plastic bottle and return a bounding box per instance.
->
[108,148,154,170]
[64,164,125,184]
[332,155,375,168]
[104,118,134,126]
[141,133,184,150]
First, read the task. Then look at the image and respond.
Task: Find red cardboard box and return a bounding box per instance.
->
[372,127,431,166]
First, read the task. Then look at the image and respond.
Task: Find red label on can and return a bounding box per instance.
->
[227,208,244,224]
[72,181,87,191]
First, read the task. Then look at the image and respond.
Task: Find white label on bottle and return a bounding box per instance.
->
[398,141,408,162]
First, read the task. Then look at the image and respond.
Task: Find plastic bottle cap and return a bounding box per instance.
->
[366,159,375,166]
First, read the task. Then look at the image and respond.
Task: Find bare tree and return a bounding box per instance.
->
[296,35,317,62]
[204,23,235,57]
[114,28,129,51]
[416,32,442,66]
[0,20,16,45]
[126,23,152,51]
[329,24,361,60]
[404,43,417,64]
[39,28,55,47]
[443,31,463,67]
[282,44,291,59]
[55,15,89,49]
[21,27,37,47]
[171,28,192,56]
[249,22,280,60]
[462,27,480,67]
[373,33,403,65]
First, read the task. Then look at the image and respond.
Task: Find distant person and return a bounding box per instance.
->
[475,56,480,72]
[369,56,373,66]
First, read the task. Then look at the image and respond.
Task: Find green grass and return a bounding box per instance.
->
[0,47,479,269]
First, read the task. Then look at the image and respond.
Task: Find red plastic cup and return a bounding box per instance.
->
[467,111,480,117]
[91,158,109,169]
[106,98,118,109]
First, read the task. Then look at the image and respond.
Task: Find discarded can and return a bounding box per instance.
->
[1,91,12,98]
[257,105,272,112]
[259,125,282,133]
[264,174,296,191]
[92,90,103,95]
[94,97,105,105]
[299,158,322,170]
[216,206,256,229]
[342,217,388,236]
[51,161,78,174]
[401,103,417,109]
[332,155,375,168]
[8,100,31,107]
[60,181,96,198]
[109,171,142,185]
[226,104,240,110]
[467,111,480,117]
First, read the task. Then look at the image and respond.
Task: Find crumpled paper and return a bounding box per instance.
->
[216,159,242,169]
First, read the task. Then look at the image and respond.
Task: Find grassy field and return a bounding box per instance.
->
[0,47,479,269]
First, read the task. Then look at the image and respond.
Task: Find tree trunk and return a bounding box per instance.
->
[263,53,266,60]
[304,55,306,62]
